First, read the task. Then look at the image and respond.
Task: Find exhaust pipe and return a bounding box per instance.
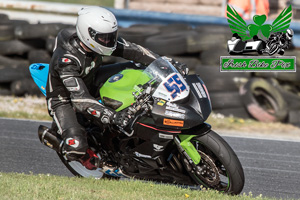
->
[38,125,63,153]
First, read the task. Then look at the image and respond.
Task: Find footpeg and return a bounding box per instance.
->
[101,162,129,178]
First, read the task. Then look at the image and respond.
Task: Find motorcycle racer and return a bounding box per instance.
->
[46,6,188,170]
[265,28,294,55]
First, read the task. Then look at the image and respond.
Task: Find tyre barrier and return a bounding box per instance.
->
[263,78,300,125]
[0,13,300,125]
[239,78,288,122]
[0,23,14,41]
[118,25,161,46]
[10,78,41,96]
[14,23,74,40]
[195,65,250,92]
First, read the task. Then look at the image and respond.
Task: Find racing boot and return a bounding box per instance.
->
[79,148,101,170]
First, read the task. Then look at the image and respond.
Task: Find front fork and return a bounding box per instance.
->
[174,135,200,170]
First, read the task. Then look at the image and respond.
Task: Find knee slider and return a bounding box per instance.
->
[62,127,88,160]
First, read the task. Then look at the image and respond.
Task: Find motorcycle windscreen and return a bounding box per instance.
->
[143,58,190,102]
[29,63,49,96]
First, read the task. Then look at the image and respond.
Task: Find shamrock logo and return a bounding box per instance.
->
[247,15,272,38]
[227,5,292,41]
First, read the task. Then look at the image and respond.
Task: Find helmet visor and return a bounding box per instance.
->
[88,27,117,48]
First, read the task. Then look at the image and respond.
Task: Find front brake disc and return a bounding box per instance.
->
[195,150,220,186]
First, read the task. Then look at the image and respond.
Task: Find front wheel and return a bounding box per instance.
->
[186,130,245,194]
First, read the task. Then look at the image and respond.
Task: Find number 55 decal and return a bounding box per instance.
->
[163,74,187,99]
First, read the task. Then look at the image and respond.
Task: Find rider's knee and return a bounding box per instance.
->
[62,127,88,161]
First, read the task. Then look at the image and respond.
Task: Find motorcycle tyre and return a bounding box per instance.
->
[268,43,279,55]
[195,65,250,92]
[0,56,30,83]
[144,31,192,55]
[57,153,119,180]
[209,91,244,109]
[240,78,288,122]
[0,23,14,41]
[10,78,41,96]
[0,40,33,55]
[118,26,160,46]
[188,130,245,195]
[14,23,74,39]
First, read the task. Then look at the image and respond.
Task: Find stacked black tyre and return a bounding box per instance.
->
[0,13,74,96]
[195,65,251,119]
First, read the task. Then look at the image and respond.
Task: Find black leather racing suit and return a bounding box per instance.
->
[46,28,159,160]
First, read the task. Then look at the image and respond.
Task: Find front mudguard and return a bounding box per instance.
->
[181,122,211,136]
[176,123,211,165]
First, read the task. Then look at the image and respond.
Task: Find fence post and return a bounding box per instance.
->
[114,0,129,9]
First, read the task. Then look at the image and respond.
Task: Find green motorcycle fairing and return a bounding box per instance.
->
[100,67,202,166]
[100,69,151,111]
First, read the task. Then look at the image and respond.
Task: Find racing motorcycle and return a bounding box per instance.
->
[29,58,245,194]
[264,29,293,56]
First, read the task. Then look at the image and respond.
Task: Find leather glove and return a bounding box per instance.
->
[87,107,115,125]
[113,107,135,128]
[173,60,189,76]
[162,56,189,76]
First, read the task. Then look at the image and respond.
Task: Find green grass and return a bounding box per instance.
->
[0,172,273,200]
[206,112,300,134]
[0,96,51,121]
[28,0,114,7]
[0,111,51,121]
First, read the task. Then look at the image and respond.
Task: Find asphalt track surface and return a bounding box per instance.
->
[1,118,300,199]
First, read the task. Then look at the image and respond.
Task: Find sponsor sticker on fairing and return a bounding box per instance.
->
[153,73,190,102]
[165,110,185,119]
[192,83,207,99]
[166,102,178,108]
[158,133,174,139]
[166,106,186,114]
[163,118,184,127]
[153,144,164,152]
[157,99,166,106]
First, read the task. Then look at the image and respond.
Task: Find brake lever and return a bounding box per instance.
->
[116,125,134,137]
[116,109,147,137]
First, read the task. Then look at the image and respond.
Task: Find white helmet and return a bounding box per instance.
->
[76,7,118,56]
[285,28,294,40]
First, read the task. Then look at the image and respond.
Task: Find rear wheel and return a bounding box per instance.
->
[268,43,279,55]
[56,132,107,179]
[57,153,105,178]
[185,131,244,194]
